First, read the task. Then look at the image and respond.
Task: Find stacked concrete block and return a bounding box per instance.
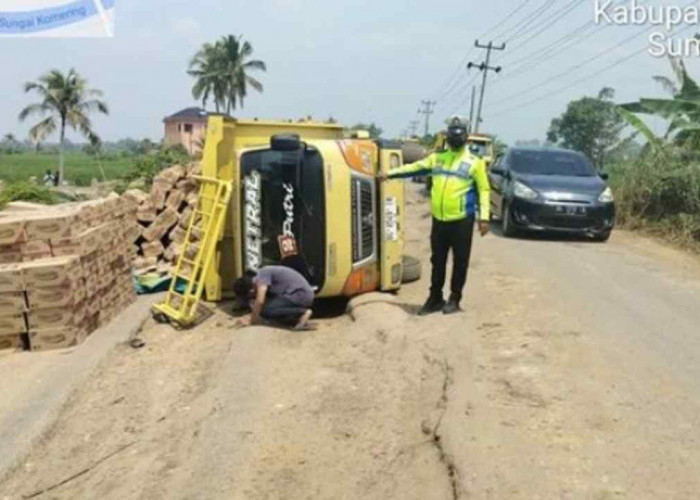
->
[121,163,203,276]
[0,194,138,352]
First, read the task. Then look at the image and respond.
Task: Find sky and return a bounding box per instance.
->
[1,0,699,146]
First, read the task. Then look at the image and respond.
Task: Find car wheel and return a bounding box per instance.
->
[591,230,611,242]
[502,201,517,238]
[401,255,422,283]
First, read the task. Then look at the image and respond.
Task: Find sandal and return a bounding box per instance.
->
[293,322,318,331]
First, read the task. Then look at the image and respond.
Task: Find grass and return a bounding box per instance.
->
[0,182,58,209]
[0,152,132,187]
[608,153,700,252]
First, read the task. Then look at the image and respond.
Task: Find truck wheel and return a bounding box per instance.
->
[402,256,422,283]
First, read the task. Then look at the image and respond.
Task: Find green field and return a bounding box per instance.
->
[0,152,133,186]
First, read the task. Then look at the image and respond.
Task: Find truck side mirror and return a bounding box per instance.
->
[271,134,301,151]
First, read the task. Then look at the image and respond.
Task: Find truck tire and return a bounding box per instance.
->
[402,256,422,283]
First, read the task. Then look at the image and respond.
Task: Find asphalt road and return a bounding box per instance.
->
[2,185,700,499]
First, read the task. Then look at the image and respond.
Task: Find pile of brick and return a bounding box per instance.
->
[121,163,202,275]
[0,194,138,352]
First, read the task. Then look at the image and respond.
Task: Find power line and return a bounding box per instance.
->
[491,50,652,118]
[487,22,663,110]
[499,0,586,59]
[450,85,476,115]
[492,0,556,43]
[496,0,637,73]
[496,22,598,79]
[441,71,481,112]
[489,24,696,118]
[431,0,533,102]
[479,0,533,42]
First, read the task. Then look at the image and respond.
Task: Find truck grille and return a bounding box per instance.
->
[352,177,376,263]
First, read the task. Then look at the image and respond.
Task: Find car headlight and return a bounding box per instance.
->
[513,181,539,200]
[598,186,614,203]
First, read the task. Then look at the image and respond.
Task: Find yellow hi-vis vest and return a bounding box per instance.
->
[388,147,491,222]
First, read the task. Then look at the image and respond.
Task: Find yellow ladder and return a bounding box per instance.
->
[152,175,233,327]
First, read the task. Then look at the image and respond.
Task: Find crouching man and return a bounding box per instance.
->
[234,266,316,331]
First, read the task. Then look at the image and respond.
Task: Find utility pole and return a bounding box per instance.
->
[418,100,437,137]
[468,85,477,131]
[467,40,505,133]
[409,120,419,137]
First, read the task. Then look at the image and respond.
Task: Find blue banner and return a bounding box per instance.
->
[0,0,115,35]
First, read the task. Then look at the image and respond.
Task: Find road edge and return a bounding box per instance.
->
[0,293,164,479]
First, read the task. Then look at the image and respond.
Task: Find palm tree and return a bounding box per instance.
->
[219,35,266,114]
[28,127,48,153]
[188,42,227,112]
[18,69,108,183]
[188,35,266,114]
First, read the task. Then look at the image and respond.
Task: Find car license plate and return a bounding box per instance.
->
[555,205,587,216]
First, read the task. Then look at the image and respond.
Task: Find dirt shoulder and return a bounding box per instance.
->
[3,185,700,499]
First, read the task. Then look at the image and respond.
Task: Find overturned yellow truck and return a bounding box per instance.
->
[198,116,419,303]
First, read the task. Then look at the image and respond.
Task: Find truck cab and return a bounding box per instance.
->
[199,116,408,301]
[467,134,495,167]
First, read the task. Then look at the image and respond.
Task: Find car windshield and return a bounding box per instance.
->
[510,150,596,177]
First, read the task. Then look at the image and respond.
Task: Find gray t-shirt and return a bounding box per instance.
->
[254,266,314,307]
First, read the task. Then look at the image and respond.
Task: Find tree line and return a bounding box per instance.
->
[5,34,266,183]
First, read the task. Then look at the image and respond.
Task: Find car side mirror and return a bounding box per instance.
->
[599,172,609,180]
[491,167,506,177]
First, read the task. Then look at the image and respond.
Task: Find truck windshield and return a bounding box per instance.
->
[469,141,491,157]
[240,147,326,289]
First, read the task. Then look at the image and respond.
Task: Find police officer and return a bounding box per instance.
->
[380,116,490,315]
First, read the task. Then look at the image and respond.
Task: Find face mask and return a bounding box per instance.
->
[446,132,466,150]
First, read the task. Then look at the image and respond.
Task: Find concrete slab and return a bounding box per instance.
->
[0,293,164,476]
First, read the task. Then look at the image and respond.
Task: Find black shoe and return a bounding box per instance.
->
[418,296,445,316]
[443,297,462,315]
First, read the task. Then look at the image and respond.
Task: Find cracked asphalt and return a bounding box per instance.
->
[3,184,700,499]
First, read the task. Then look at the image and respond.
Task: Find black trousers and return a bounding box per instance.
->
[430,216,475,303]
[260,295,309,326]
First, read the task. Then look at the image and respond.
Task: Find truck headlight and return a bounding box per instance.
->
[598,187,614,203]
[513,181,538,200]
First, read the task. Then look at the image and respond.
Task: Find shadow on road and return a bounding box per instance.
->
[313,297,350,319]
[348,299,421,317]
[214,297,351,321]
[489,221,605,244]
